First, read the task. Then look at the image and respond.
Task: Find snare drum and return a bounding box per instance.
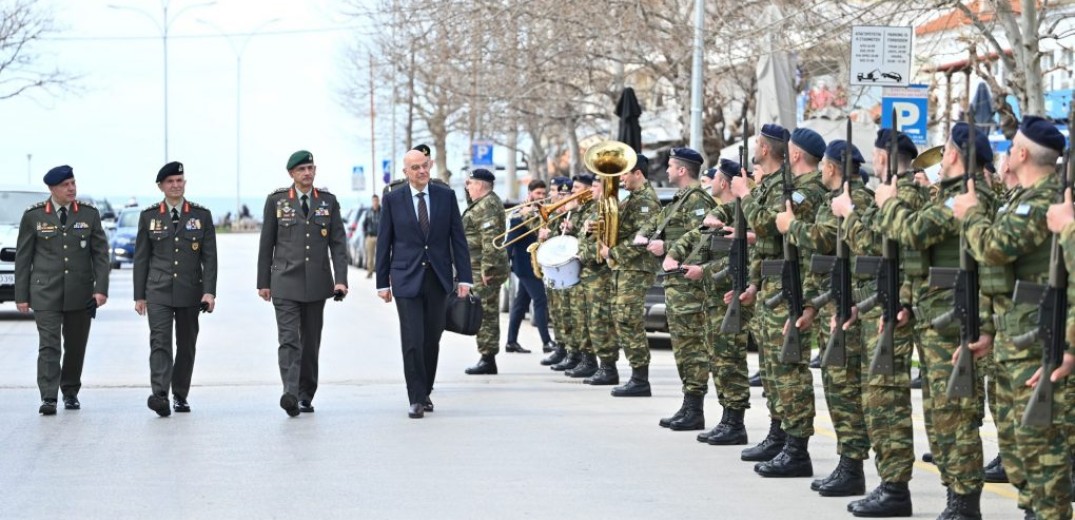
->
[536,235,581,289]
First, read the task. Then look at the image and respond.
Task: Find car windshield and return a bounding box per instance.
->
[0,191,47,225]
[117,211,140,228]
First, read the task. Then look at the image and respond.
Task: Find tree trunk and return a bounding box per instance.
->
[506,124,519,201]
[1019,0,1045,116]
[565,114,581,175]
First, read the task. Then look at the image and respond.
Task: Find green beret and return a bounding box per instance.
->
[287,150,314,171]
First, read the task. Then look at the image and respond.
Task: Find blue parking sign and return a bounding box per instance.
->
[472,141,494,166]
[881,86,929,146]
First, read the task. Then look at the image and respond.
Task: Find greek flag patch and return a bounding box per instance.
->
[694,208,705,216]
[944,197,955,210]
[1015,204,1031,216]
[997,203,1009,213]
[482,221,493,229]
[641,206,650,213]
[792,191,805,205]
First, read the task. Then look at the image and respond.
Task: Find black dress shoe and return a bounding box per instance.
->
[408,403,424,419]
[39,400,57,416]
[280,393,301,417]
[63,396,80,410]
[748,371,762,387]
[423,396,434,412]
[983,454,1007,483]
[542,342,556,353]
[299,400,315,413]
[147,394,171,417]
[505,342,532,354]
[465,356,498,375]
[173,396,191,413]
[809,353,821,369]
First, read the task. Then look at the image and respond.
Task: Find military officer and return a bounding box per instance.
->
[637,147,716,430]
[462,168,510,375]
[953,116,1069,520]
[133,161,218,416]
[15,165,110,415]
[257,150,349,417]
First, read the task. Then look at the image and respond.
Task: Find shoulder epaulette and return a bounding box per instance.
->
[188,201,208,210]
[142,205,158,213]
[270,187,290,196]
[76,199,97,210]
[25,201,46,213]
[317,187,332,194]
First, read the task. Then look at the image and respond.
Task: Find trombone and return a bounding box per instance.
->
[504,195,554,218]
[493,189,594,249]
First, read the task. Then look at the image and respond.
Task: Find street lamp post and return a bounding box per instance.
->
[26,154,31,185]
[199,18,279,219]
[109,0,216,163]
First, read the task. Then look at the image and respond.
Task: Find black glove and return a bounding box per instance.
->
[199,301,211,313]
[333,289,346,302]
[85,298,98,319]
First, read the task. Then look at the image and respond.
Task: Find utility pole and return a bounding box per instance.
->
[369,52,377,193]
[688,0,705,153]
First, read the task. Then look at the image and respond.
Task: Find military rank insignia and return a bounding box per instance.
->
[150,219,162,232]
[185,218,202,231]
[314,208,330,217]
[73,222,89,230]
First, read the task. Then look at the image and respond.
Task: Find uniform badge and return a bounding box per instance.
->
[791,191,806,205]
[321,228,328,237]
[641,206,650,213]
[997,203,1009,213]
[192,242,200,251]
[1015,204,1031,216]
[80,240,87,248]
[694,208,705,216]
[944,197,955,210]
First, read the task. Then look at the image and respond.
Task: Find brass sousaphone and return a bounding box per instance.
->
[911,145,944,182]
[582,140,637,263]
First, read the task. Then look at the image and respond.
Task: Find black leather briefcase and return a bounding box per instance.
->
[445,293,483,336]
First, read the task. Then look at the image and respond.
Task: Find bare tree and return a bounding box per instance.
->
[0,0,74,100]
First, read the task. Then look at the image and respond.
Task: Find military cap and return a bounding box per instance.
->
[703,167,717,180]
[413,144,431,157]
[43,165,74,186]
[156,161,184,183]
[286,150,314,171]
[634,154,650,176]
[469,168,495,183]
[874,129,919,159]
[950,122,994,168]
[1019,115,1066,154]
[824,140,865,167]
[669,147,703,166]
[551,176,572,192]
[718,158,742,180]
[572,173,595,186]
[790,127,826,159]
[760,123,790,142]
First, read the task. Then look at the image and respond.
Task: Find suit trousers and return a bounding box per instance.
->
[147,303,200,399]
[34,309,91,400]
[273,298,325,402]
[394,269,448,404]
[506,274,551,345]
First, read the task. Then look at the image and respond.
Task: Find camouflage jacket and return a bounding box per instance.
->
[608,183,661,272]
[462,191,509,284]
[637,181,715,286]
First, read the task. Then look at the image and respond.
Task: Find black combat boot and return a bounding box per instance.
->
[809,353,821,369]
[983,454,1007,483]
[669,393,705,431]
[938,488,982,520]
[583,361,619,385]
[817,456,866,497]
[754,435,812,478]
[551,351,580,371]
[464,355,498,375]
[697,409,728,443]
[610,366,651,397]
[708,408,748,445]
[748,371,762,387]
[542,341,557,353]
[659,394,689,428]
[541,345,567,366]
[849,481,912,517]
[921,452,934,464]
[566,353,597,378]
[741,419,786,461]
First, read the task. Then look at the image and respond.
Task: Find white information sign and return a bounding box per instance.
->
[850,26,912,87]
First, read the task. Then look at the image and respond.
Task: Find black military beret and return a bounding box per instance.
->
[824,140,865,167]
[874,129,920,159]
[287,150,314,171]
[551,176,572,192]
[669,147,703,165]
[156,161,184,183]
[761,123,790,142]
[43,165,74,186]
[703,167,717,180]
[413,144,431,157]
[950,122,993,168]
[1020,115,1066,154]
[718,158,741,180]
[572,173,595,186]
[790,127,826,159]
[469,168,495,183]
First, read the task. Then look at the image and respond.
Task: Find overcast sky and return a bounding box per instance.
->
[0,0,404,210]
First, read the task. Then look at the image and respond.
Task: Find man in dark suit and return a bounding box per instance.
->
[257,150,349,417]
[376,149,472,419]
[133,161,218,416]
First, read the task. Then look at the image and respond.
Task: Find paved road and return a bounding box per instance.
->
[0,233,1018,519]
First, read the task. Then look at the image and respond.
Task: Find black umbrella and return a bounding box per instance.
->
[615,87,643,153]
[972,82,994,127]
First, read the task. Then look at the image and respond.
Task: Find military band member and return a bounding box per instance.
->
[568,176,613,379]
[504,179,552,355]
[541,176,573,366]
[462,168,510,375]
[15,165,110,415]
[133,161,218,416]
[551,175,595,372]
[257,150,349,417]
[638,147,716,429]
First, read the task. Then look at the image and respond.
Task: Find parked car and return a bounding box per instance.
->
[347,207,370,268]
[0,185,51,304]
[109,208,141,269]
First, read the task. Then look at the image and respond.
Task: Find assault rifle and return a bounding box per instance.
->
[664,226,727,276]
[711,143,751,334]
[760,135,805,363]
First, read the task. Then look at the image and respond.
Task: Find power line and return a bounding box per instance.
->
[42,25,369,42]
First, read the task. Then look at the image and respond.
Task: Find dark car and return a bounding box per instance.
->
[109,208,141,269]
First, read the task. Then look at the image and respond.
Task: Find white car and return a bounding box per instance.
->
[0,185,50,304]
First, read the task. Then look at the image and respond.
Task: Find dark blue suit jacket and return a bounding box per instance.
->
[375,182,472,298]
[506,216,537,279]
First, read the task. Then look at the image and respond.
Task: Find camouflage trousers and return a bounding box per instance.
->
[547,287,563,345]
[756,284,815,437]
[818,307,870,461]
[473,281,503,357]
[995,356,1074,518]
[583,270,612,359]
[706,299,753,410]
[610,270,653,368]
[666,282,710,396]
[859,309,915,483]
[915,326,983,495]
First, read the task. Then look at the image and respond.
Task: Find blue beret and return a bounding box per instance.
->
[1020,115,1066,154]
[43,165,74,186]
[469,168,495,183]
[790,128,826,159]
[572,173,595,186]
[761,123,790,142]
[286,150,314,171]
[718,158,741,180]
[669,147,704,166]
[156,161,184,183]
[703,167,717,179]
[950,122,994,168]
[874,129,919,159]
[824,140,865,167]
[551,176,572,192]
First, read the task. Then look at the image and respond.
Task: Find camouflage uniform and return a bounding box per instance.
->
[462,191,509,357]
[787,177,872,462]
[605,183,661,367]
[638,181,716,396]
[745,168,827,438]
[745,170,785,420]
[962,173,1070,519]
[576,199,616,364]
[565,201,595,357]
[876,172,996,497]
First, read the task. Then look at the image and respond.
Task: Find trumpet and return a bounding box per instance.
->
[493,189,594,249]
